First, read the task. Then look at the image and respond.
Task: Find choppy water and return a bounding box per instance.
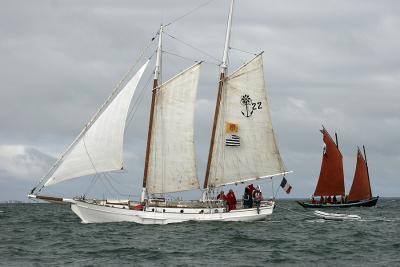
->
[1,199,399,266]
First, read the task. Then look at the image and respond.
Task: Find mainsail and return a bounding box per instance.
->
[313,128,345,196]
[40,61,149,187]
[206,54,286,188]
[146,63,201,194]
[347,149,372,202]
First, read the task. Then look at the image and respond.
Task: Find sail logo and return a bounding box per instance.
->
[226,122,239,133]
[240,94,262,117]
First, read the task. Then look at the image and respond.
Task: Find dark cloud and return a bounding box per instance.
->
[1,0,399,201]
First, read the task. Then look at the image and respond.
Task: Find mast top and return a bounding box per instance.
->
[221,0,234,74]
[154,24,163,81]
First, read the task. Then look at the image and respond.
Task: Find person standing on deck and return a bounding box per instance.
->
[253,186,263,212]
[217,191,226,201]
[246,184,255,208]
[226,189,237,211]
[242,188,251,208]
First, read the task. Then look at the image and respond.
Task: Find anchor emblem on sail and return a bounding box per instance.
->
[240,94,262,117]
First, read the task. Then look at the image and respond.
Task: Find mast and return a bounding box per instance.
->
[335,132,339,149]
[363,145,373,197]
[204,0,234,189]
[142,25,163,202]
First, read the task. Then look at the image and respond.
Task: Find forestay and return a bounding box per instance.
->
[146,63,201,194]
[207,54,285,188]
[43,61,149,186]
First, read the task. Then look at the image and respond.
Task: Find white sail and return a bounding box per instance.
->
[43,61,149,186]
[146,63,201,194]
[207,54,285,188]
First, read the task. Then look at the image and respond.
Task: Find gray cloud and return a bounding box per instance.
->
[1,0,399,201]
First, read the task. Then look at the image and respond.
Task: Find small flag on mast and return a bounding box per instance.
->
[280,177,292,194]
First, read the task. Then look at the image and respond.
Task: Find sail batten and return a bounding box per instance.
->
[146,63,201,194]
[313,128,345,196]
[38,61,149,188]
[206,54,286,188]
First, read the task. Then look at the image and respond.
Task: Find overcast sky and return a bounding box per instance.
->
[1,0,399,201]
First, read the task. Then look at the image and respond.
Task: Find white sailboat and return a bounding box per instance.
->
[28,0,290,224]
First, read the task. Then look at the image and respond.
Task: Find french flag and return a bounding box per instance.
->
[280,177,292,194]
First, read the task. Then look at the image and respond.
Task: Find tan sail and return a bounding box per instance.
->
[206,54,286,188]
[146,63,201,194]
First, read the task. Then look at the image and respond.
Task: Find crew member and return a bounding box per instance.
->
[217,190,226,201]
[253,185,263,209]
[246,184,255,208]
[242,188,251,208]
[226,189,237,211]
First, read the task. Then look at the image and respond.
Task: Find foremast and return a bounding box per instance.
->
[204,0,289,190]
[204,0,234,189]
[142,25,163,202]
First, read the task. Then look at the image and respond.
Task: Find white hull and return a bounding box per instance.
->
[70,200,275,225]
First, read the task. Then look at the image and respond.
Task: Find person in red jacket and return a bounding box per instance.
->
[217,191,226,201]
[226,189,237,211]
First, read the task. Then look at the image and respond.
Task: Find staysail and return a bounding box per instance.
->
[206,54,286,188]
[146,63,201,194]
[313,128,345,196]
[347,149,372,202]
[39,61,149,188]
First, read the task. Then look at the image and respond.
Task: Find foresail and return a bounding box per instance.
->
[43,61,149,187]
[146,63,201,194]
[347,149,372,202]
[207,54,286,188]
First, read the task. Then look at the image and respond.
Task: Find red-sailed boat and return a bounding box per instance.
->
[298,127,378,208]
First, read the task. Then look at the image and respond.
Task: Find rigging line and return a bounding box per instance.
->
[126,72,152,125]
[103,174,131,197]
[274,182,281,199]
[164,0,216,27]
[163,50,219,66]
[230,46,258,56]
[82,137,99,176]
[99,176,117,199]
[164,31,222,64]
[126,48,157,128]
[125,71,154,130]
[103,172,141,197]
[83,174,98,197]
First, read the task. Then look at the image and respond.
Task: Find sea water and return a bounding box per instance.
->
[1,199,399,266]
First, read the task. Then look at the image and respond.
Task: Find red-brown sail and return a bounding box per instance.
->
[313,128,345,196]
[347,149,372,202]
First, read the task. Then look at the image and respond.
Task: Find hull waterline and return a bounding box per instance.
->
[297,196,379,208]
[70,200,275,225]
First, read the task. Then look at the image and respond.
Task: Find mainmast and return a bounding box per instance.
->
[142,25,163,202]
[204,0,234,189]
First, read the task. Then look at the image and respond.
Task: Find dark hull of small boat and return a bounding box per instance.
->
[297,196,379,208]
